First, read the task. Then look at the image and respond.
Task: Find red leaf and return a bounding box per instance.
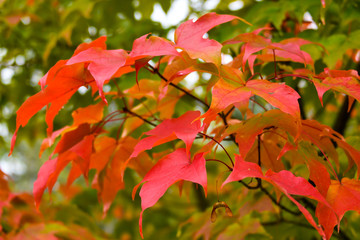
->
[316,178,360,240]
[39,36,107,89]
[129,111,203,159]
[224,31,316,73]
[9,63,92,155]
[39,102,104,156]
[225,110,298,159]
[66,48,128,103]
[307,160,331,197]
[314,68,360,105]
[133,148,207,238]
[200,77,251,126]
[33,152,74,208]
[34,132,96,208]
[224,31,270,72]
[201,78,300,126]
[175,12,244,65]
[73,36,107,56]
[38,60,67,89]
[91,137,139,214]
[301,120,360,175]
[247,80,300,117]
[71,101,105,126]
[69,134,95,178]
[129,34,180,60]
[222,155,330,239]
[53,123,91,156]
[129,34,180,85]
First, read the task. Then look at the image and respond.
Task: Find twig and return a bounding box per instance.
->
[259,184,301,215]
[199,132,234,167]
[147,64,210,108]
[206,159,233,171]
[123,107,157,127]
[272,49,277,79]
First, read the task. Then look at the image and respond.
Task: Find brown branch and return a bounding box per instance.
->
[259,184,301,215]
[123,107,157,127]
[147,64,210,108]
[272,49,278,79]
[199,132,234,167]
[239,178,262,189]
[206,159,233,171]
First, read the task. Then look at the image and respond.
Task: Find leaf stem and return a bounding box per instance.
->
[123,107,157,127]
[247,72,264,81]
[206,159,233,171]
[199,132,234,167]
[272,49,277,80]
[147,64,210,108]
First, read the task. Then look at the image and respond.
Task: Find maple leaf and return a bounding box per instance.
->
[9,63,94,155]
[225,110,298,160]
[175,12,248,65]
[224,30,316,73]
[36,131,96,204]
[316,178,360,240]
[39,102,104,157]
[91,136,152,214]
[129,110,203,159]
[129,34,181,84]
[33,151,74,208]
[129,34,180,60]
[39,36,107,89]
[10,37,111,155]
[222,155,330,239]
[201,78,300,126]
[314,68,360,106]
[34,132,97,208]
[132,148,207,238]
[66,48,129,103]
[301,120,360,175]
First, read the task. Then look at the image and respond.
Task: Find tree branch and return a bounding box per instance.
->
[199,132,234,167]
[332,96,356,135]
[123,107,157,127]
[147,64,210,108]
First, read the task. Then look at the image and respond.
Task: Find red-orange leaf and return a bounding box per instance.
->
[201,78,300,126]
[39,36,107,89]
[66,48,128,103]
[316,178,360,240]
[129,111,203,159]
[225,110,298,159]
[314,68,360,105]
[33,152,73,208]
[10,63,93,155]
[129,34,180,60]
[175,12,244,65]
[222,155,330,239]
[129,34,181,84]
[224,31,316,73]
[133,148,207,238]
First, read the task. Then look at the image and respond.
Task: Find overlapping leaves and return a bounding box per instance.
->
[8,11,360,240]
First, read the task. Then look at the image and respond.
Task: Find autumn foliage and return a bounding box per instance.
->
[5,11,360,239]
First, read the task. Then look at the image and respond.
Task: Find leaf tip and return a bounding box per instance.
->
[9,131,18,156]
[139,210,144,238]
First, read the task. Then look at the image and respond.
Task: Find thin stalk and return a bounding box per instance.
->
[206,159,233,171]
[147,64,210,108]
[199,132,234,167]
[123,107,157,127]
